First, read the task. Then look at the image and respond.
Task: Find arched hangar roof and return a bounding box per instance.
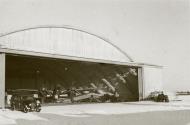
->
[0,25,133,63]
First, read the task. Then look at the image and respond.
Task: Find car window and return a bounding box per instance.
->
[23,96,35,101]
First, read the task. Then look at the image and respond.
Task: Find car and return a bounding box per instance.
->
[10,94,41,113]
[155,93,169,102]
[147,91,169,102]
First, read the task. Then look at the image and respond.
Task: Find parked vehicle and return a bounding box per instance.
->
[10,94,41,113]
[147,91,169,102]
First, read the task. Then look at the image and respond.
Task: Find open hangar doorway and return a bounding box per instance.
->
[5,54,139,106]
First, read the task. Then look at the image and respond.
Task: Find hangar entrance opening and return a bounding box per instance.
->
[6,54,139,105]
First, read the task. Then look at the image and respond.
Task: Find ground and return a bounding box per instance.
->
[1,96,190,125]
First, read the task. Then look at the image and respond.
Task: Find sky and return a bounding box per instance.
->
[0,0,189,91]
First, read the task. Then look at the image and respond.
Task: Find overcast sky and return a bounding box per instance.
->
[0,0,189,91]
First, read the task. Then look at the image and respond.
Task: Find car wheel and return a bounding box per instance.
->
[23,106,28,113]
[36,108,41,112]
[11,105,15,111]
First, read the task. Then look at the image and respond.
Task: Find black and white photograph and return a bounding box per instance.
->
[0,0,190,125]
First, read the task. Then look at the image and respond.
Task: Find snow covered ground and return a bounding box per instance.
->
[41,102,190,117]
[1,95,190,125]
[0,110,47,125]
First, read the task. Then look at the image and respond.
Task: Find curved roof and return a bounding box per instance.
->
[0,25,133,62]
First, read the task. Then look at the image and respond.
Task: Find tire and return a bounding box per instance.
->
[23,106,29,113]
[11,104,15,111]
[36,108,41,112]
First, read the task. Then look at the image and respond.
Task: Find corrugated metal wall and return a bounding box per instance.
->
[0,28,130,62]
[143,66,163,98]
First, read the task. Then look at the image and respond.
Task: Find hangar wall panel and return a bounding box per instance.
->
[0,28,130,62]
[0,53,5,108]
[138,68,143,100]
[143,66,163,98]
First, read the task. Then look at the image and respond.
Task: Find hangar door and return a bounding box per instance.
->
[6,54,139,104]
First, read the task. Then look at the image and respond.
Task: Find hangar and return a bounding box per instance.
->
[0,26,163,108]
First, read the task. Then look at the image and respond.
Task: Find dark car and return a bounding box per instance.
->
[147,91,169,102]
[10,94,41,113]
[155,93,169,102]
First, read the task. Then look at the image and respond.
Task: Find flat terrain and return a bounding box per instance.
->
[16,110,190,125]
[1,98,190,125]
